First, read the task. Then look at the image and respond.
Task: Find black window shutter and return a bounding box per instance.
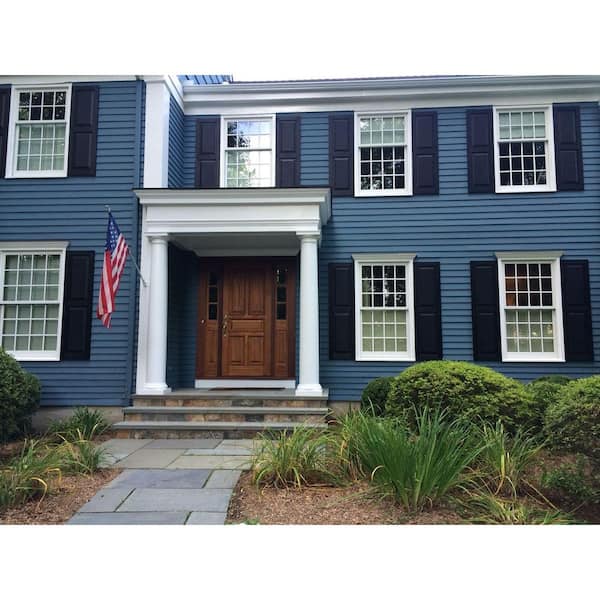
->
[467,108,495,193]
[61,251,95,360]
[67,85,99,177]
[329,113,354,196]
[276,114,300,187]
[470,261,501,360]
[412,111,439,195]
[195,117,220,188]
[561,259,593,361]
[329,263,355,359]
[0,87,10,178]
[553,104,584,191]
[414,262,442,360]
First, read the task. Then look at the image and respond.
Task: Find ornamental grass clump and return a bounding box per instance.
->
[54,431,109,475]
[475,421,544,496]
[47,406,110,442]
[346,408,484,512]
[252,427,339,488]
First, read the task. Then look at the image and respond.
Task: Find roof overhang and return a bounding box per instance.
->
[134,187,331,238]
[181,74,600,115]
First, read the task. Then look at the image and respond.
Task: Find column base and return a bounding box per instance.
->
[295,383,323,396]
[141,383,172,395]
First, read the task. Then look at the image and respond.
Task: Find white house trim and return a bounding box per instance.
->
[143,78,171,188]
[134,188,331,395]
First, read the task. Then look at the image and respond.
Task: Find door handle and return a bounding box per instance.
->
[222,314,229,336]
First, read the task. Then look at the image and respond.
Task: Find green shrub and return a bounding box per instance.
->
[0,348,41,443]
[360,376,394,416]
[344,408,483,511]
[385,361,536,433]
[541,456,599,508]
[54,432,109,475]
[475,422,543,496]
[252,427,338,488]
[544,376,600,462]
[47,406,110,442]
[526,376,571,431]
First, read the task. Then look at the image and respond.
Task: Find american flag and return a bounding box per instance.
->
[97,212,128,328]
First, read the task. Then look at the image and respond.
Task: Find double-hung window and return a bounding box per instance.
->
[353,253,416,361]
[7,86,71,178]
[355,111,412,196]
[222,116,275,187]
[0,243,67,360]
[496,252,564,362]
[493,106,556,193]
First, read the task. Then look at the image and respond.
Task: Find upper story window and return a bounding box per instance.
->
[355,111,412,196]
[493,106,556,193]
[222,116,275,187]
[496,252,564,362]
[6,86,71,178]
[0,243,67,361]
[353,253,416,361]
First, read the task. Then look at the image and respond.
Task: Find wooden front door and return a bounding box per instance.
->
[196,258,296,380]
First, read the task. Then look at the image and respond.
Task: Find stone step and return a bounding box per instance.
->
[123,406,329,424]
[112,420,328,440]
[131,390,328,409]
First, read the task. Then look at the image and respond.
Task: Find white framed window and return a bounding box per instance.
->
[493,105,556,193]
[221,115,275,187]
[0,242,68,361]
[353,253,416,361]
[5,85,72,178]
[496,251,565,362]
[355,111,412,197]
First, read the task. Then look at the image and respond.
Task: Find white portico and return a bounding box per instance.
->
[134,187,331,396]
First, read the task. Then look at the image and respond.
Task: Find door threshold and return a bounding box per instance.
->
[195,379,296,390]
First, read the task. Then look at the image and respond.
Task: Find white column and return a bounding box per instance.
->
[297,234,322,395]
[145,234,170,393]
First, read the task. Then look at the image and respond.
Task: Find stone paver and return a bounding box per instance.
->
[69,511,188,525]
[78,487,134,513]
[118,488,232,513]
[113,448,183,468]
[168,455,251,470]
[205,470,242,489]
[100,439,152,454]
[186,511,228,525]
[144,439,221,449]
[106,469,211,489]
[218,439,259,450]
[184,446,253,456]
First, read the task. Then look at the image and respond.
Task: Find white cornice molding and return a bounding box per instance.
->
[0,75,137,85]
[495,251,564,260]
[182,75,600,115]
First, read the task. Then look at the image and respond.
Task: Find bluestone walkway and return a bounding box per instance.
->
[68,438,256,525]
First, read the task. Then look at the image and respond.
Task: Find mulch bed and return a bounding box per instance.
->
[0,468,121,525]
[226,471,463,525]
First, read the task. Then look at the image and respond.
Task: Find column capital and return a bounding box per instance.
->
[297,232,320,243]
[148,233,169,244]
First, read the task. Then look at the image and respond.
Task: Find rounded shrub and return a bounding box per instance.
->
[526,375,572,432]
[544,375,600,463]
[385,361,536,432]
[0,348,41,443]
[360,376,394,416]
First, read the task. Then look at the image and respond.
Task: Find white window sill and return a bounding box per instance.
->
[355,189,413,198]
[495,184,557,194]
[501,354,565,363]
[8,352,60,362]
[5,171,67,179]
[356,353,415,362]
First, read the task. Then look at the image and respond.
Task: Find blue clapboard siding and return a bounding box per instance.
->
[300,112,329,186]
[0,80,145,406]
[317,103,600,401]
[168,96,185,188]
[166,244,199,388]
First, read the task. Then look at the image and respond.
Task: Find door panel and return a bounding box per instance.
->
[222,263,273,377]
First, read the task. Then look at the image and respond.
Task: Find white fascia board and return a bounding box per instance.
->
[495,251,564,260]
[182,75,600,115]
[0,75,137,85]
[143,75,184,110]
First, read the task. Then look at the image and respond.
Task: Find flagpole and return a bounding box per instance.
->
[105,205,147,288]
